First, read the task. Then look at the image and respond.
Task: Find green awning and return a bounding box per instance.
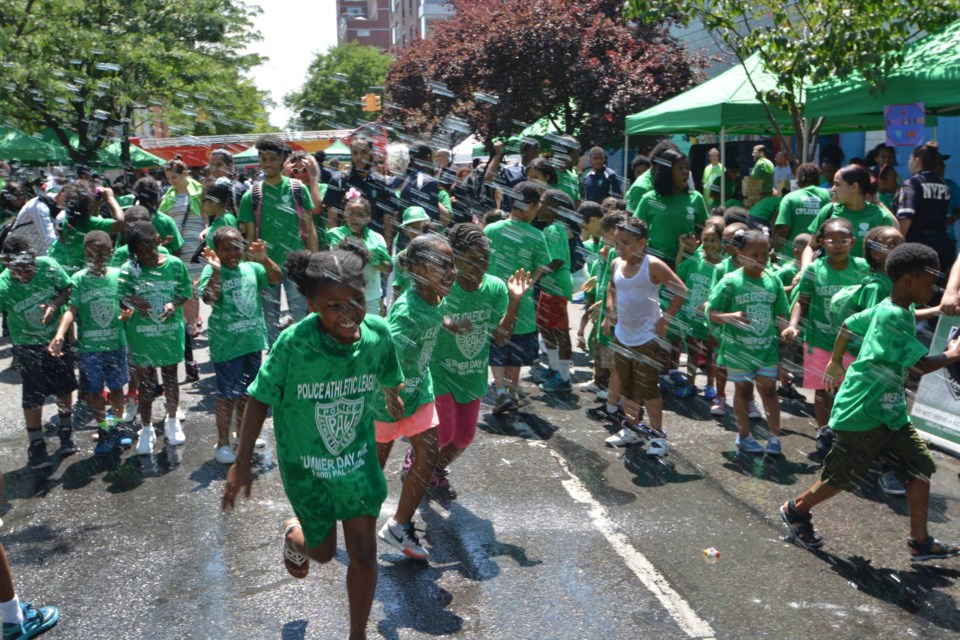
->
[806,20,960,118]
[323,139,351,157]
[0,125,64,165]
[38,128,164,168]
[625,53,888,136]
[232,145,258,166]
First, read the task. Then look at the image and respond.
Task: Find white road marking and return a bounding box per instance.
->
[547,447,717,639]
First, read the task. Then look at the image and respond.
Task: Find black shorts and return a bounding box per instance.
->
[489,331,539,367]
[14,344,78,409]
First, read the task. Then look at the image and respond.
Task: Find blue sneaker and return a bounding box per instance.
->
[2,601,59,640]
[703,385,718,401]
[736,434,764,454]
[672,383,697,399]
[540,375,572,392]
[93,428,116,456]
[668,371,688,386]
[530,367,558,384]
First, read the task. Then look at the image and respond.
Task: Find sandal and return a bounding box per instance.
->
[779,500,824,549]
[908,536,960,562]
[282,518,309,579]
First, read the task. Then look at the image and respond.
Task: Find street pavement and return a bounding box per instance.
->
[2,310,960,639]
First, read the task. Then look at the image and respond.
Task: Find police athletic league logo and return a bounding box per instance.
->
[746,303,772,336]
[23,306,45,330]
[90,298,114,329]
[456,327,485,361]
[314,397,363,456]
[231,285,257,318]
[145,293,167,322]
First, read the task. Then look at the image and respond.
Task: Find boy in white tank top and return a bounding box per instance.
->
[601,218,687,454]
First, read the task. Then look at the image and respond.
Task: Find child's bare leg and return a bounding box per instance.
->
[733,381,752,438]
[906,476,932,543]
[716,367,728,401]
[622,398,642,426]
[755,376,781,436]
[376,440,393,469]
[107,389,125,419]
[342,516,378,640]
[491,366,506,390]
[393,428,438,525]
[215,398,234,448]
[505,366,521,394]
[607,370,621,407]
[705,340,716,387]
[666,339,681,373]
[792,479,843,514]
[136,367,154,425]
[686,339,702,386]
[644,396,663,432]
[814,390,832,428]
[88,391,106,424]
[161,365,179,418]
[285,519,336,579]
[234,395,249,433]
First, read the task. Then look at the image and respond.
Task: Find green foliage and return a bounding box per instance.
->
[625,0,960,157]
[0,0,270,164]
[284,41,393,130]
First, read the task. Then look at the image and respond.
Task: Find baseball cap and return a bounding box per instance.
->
[400,206,430,227]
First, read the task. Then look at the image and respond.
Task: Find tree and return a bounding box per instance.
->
[0,0,268,165]
[625,0,960,161]
[385,0,703,150]
[284,41,393,131]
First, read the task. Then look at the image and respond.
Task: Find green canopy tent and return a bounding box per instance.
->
[472,111,577,157]
[805,20,960,120]
[0,125,63,165]
[232,145,259,167]
[38,128,164,169]
[323,139,351,158]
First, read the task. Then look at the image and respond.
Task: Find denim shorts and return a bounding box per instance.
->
[79,347,130,393]
[213,352,262,399]
[14,344,78,409]
[489,331,539,367]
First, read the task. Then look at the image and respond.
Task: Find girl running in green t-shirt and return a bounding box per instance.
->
[222,246,404,639]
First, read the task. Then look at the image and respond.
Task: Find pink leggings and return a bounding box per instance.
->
[435,394,481,450]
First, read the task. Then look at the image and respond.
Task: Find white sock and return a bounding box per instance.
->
[558,360,571,381]
[545,348,561,371]
[606,402,618,414]
[0,596,23,625]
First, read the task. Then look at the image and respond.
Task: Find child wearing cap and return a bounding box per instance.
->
[391,205,432,303]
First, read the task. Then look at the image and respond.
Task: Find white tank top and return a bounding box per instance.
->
[613,255,661,347]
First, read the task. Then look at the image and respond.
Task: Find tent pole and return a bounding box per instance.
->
[933,124,939,144]
[720,127,726,204]
[623,132,629,183]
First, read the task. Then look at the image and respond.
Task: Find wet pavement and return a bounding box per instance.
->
[2,310,960,639]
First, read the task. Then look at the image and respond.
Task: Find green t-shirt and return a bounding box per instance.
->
[118,256,193,366]
[749,195,782,224]
[205,213,239,249]
[197,262,268,363]
[246,314,401,523]
[795,256,871,351]
[540,221,573,299]
[751,157,775,194]
[153,212,184,253]
[702,163,724,207]
[857,271,893,310]
[829,299,928,432]
[807,202,894,258]
[772,261,799,288]
[484,219,551,334]
[777,185,831,244]
[438,188,452,216]
[625,171,654,214]
[68,267,126,353]
[48,216,117,275]
[582,237,601,273]
[706,268,789,370]
[593,247,618,347]
[237,177,316,267]
[375,290,446,421]
[326,226,390,304]
[392,249,412,295]
[634,190,709,261]
[110,244,169,268]
[673,254,718,341]
[0,257,69,346]
[117,194,135,209]
[559,169,580,205]
[431,275,509,403]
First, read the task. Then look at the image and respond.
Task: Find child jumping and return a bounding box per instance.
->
[199,227,281,464]
[602,217,687,453]
[780,243,960,562]
[222,246,404,640]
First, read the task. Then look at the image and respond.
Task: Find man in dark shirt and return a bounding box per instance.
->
[485,138,541,212]
[580,146,622,202]
[895,147,954,290]
[322,135,392,236]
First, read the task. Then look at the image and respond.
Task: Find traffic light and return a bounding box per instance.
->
[361,93,382,112]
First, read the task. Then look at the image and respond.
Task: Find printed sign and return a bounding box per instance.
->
[910,315,960,458]
[884,103,926,147]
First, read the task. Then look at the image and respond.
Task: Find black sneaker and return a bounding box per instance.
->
[492,392,517,416]
[58,429,78,456]
[777,383,804,401]
[182,362,199,384]
[586,405,623,423]
[28,440,53,470]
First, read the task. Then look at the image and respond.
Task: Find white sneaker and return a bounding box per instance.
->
[164,417,186,445]
[378,518,429,560]
[214,445,236,464]
[233,432,266,448]
[646,436,668,457]
[136,424,156,455]
[605,427,643,447]
[596,389,609,401]
[710,397,728,416]
[176,409,186,421]
[748,401,763,420]
[121,398,138,423]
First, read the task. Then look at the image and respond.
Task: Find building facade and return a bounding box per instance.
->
[337,0,392,51]
[391,0,455,50]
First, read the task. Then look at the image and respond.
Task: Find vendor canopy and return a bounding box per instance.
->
[806,20,960,119]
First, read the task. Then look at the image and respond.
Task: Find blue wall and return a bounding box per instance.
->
[834,116,960,183]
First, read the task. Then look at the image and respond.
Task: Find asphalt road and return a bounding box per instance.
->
[2,308,960,639]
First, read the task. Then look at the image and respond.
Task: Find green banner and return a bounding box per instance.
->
[910,315,960,457]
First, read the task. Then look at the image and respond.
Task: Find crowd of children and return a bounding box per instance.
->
[5,134,960,638]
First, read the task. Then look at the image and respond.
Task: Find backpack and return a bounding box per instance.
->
[569,232,587,273]
[251,179,309,246]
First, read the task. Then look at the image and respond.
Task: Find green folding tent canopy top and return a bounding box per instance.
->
[323,139,351,158]
[38,128,164,168]
[0,125,64,165]
[232,145,258,166]
[625,53,888,135]
[805,20,960,118]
